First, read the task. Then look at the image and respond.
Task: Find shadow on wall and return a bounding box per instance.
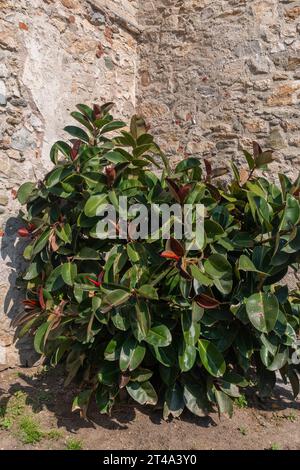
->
[0,216,39,367]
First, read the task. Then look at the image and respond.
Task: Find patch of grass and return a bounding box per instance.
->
[6,391,27,419]
[234,395,248,409]
[65,438,83,450]
[270,442,282,451]
[237,426,247,436]
[18,416,44,444]
[272,411,297,424]
[0,417,13,430]
[47,429,63,440]
[282,412,297,423]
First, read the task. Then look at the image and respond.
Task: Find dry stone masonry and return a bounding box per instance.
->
[137,0,300,175]
[0,0,139,366]
[0,0,299,367]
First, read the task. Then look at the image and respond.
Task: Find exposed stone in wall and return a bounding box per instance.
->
[137,0,300,178]
[0,0,138,367]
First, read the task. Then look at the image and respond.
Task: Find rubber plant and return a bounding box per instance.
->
[15,102,300,420]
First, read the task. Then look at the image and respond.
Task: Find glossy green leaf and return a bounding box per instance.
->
[84,194,107,217]
[136,285,158,300]
[215,390,233,417]
[178,340,196,372]
[246,293,279,333]
[17,182,36,205]
[145,325,172,347]
[64,125,90,143]
[61,262,77,286]
[204,254,232,279]
[163,383,185,420]
[131,299,151,342]
[198,339,226,377]
[126,381,158,406]
[119,337,146,372]
[183,383,208,417]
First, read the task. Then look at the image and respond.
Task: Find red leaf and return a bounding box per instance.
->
[93,104,102,120]
[28,223,36,232]
[195,293,220,310]
[166,178,181,203]
[87,272,103,288]
[160,251,181,261]
[166,238,185,258]
[105,165,116,186]
[70,139,81,160]
[18,227,30,237]
[204,159,212,178]
[253,141,262,158]
[23,299,39,310]
[177,184,192,204]
[87,278,101,287]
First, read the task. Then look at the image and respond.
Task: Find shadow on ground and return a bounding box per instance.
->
[1,364,299,434]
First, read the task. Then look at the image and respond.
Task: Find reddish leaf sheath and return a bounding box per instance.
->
[177,184,192,204]
[105,165,116,186]
[23,299,39,310]
[28,223,36,232]
[160,251,181,261]
[70,140,81,160]
[93,104,102,120]
[38,287,46,310]
[195,293,220,309]
[253,141,262,158]
[204,159,212,178]
[18,227,30,237]
[87,272,104,288]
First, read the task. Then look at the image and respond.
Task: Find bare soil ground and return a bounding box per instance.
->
[0,366,299,450]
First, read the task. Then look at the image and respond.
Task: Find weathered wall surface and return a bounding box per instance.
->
[137,0,300,177]
[0,0,138,367]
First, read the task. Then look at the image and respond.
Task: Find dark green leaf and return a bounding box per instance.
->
[145,325,172,347]
[198,339,226,377]
[126,381,158,406]
[119,337,146,372]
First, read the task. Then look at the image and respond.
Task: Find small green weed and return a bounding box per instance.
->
[234,395,248,409]
[65,438,83,450]
[270,442,282,451]
[18,416,44,444]
[237,426,247,436]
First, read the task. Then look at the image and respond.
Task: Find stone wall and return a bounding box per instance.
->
[137,0,300,177]
[0,0,138,367]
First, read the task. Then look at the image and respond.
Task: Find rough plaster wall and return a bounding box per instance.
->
[137,0,300,178]
[0,0,138,367]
